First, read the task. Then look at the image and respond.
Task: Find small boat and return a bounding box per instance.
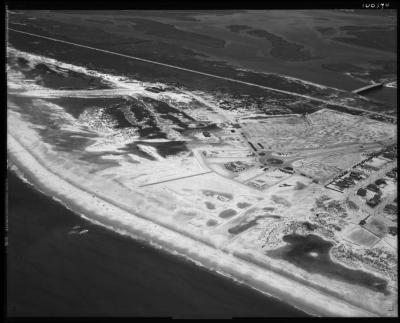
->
[68,226,88,235]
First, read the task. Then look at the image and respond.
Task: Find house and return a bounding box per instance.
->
[366,183,380,193]
[225,161,249,173]
[367,194,381,208]
[375,178,387,186]
[357,188,367,197]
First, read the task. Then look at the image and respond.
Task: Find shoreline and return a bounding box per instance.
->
[7,130,380,317]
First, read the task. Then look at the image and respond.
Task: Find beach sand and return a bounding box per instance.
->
[7,120,380,317]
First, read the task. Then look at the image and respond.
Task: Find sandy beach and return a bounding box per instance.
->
[6,9,397,317]
[7,121,380,317]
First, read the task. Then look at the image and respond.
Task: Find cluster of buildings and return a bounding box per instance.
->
[326,145,396,194]
[356,168,397,209]
[224,161,251,173]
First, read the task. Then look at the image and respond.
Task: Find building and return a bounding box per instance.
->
[225,161,250,173]
[375,178,387,186]
[366,184,380,193]
[357,188,367,197]
[367,194,381,208]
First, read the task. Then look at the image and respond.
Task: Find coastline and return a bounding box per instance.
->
[7,129,380,317]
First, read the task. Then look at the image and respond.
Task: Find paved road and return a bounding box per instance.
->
[139,171,212,187]
[8,28,396,121]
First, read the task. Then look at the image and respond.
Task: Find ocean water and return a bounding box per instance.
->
[6,170,307,317]
[266,234,389,295]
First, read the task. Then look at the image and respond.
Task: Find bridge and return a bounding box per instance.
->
[352,82,383,95]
